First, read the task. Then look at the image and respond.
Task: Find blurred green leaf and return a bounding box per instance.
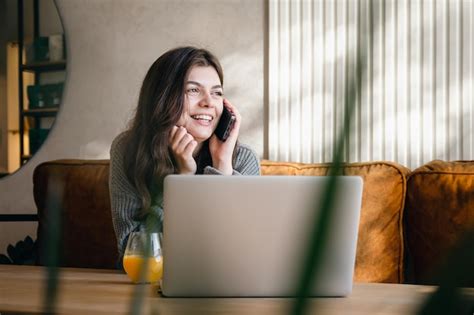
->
[42,176,64,315]
[292,22,368,315]
[417,230,474,315]
[130,214,162,315]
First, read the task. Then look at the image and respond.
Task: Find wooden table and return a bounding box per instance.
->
[0,265,469,315]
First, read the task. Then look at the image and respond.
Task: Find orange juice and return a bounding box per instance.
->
[123,255,163,283]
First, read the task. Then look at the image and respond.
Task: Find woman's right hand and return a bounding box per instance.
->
[169,126,198,175]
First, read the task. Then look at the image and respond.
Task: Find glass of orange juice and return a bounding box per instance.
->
[123,232,163,284]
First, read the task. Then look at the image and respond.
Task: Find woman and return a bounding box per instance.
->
[109,47,260,260]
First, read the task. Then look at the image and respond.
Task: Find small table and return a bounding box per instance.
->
[0,264,468,315]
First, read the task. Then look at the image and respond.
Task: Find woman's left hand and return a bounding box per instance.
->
[209,99,241,175]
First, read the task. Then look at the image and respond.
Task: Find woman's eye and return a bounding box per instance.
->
[187,88,200,95]
[212,91,223,97]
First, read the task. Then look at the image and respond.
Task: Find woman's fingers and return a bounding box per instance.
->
[170,126,195,155]
[169,126,181,147]
[183,138,198,156]
[223,99,241,139]
[170,126,187,150]
[223,99,241,121]
[169,125,179,143]
[176,133,195,154]
[168,126,197,175]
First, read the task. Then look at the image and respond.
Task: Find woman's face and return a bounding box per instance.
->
[178,66,224,143]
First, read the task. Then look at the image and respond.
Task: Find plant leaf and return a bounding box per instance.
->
[24,236,34,252]
[16,240,28,262]
[0,254,12,264]
[7,244,21,264]
[417,231,474,314]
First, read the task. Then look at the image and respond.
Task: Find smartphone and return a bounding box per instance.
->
[214,106,236,141]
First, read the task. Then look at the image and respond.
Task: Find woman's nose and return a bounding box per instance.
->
[198,91,214,107]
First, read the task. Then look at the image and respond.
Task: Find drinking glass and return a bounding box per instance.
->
[123,232,163,284]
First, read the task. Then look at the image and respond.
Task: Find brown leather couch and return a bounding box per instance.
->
[33,159,474,284]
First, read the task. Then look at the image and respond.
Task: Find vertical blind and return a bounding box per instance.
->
[268,0,474,169]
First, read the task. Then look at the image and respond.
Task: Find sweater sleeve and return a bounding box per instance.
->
[109,133,143,257]
[203,143,260,175]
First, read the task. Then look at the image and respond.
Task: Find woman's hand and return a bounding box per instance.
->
[209,99,241,175]
[169,126,198,175]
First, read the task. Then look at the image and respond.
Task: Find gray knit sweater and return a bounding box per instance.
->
[109,132,260,257]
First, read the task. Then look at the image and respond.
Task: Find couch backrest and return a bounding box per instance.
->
[34,160,118,269]
[261,160,410,283]
[33,159,410,281]
[404,160,474,285]
[33,158,474,284]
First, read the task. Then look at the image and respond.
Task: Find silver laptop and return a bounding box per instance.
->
[161,175,363,297]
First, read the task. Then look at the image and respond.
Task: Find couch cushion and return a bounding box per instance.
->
[405,160,474,284]
[34,160,118,269]
[261,160,410,283]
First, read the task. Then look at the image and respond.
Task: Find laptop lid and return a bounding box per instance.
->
[162,175,363,297]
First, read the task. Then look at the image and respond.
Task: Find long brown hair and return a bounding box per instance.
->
[122,47,224,211]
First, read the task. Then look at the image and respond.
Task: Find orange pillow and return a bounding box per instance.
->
[34,160,118,269]
[261,160,410,283]
[405,160,474,284]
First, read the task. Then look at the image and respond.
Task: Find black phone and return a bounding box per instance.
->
[214,106,236,141]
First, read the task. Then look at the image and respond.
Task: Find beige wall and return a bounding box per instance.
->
[0,0,265,254]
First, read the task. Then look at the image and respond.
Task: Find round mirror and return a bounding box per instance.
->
[0,0,66,178]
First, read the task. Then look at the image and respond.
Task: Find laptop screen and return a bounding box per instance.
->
[162,175,363,297]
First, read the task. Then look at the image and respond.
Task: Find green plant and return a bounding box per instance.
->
[42,175,64,315]
[417,230,474,315]
[0,235,37,265]
[291,45,366,315]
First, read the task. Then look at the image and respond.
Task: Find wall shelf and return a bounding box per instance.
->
[23,107,59,117]
[21,60,66,72]
[18,0,66,164]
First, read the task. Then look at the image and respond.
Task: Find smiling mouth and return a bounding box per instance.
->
[191,114,213,122]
